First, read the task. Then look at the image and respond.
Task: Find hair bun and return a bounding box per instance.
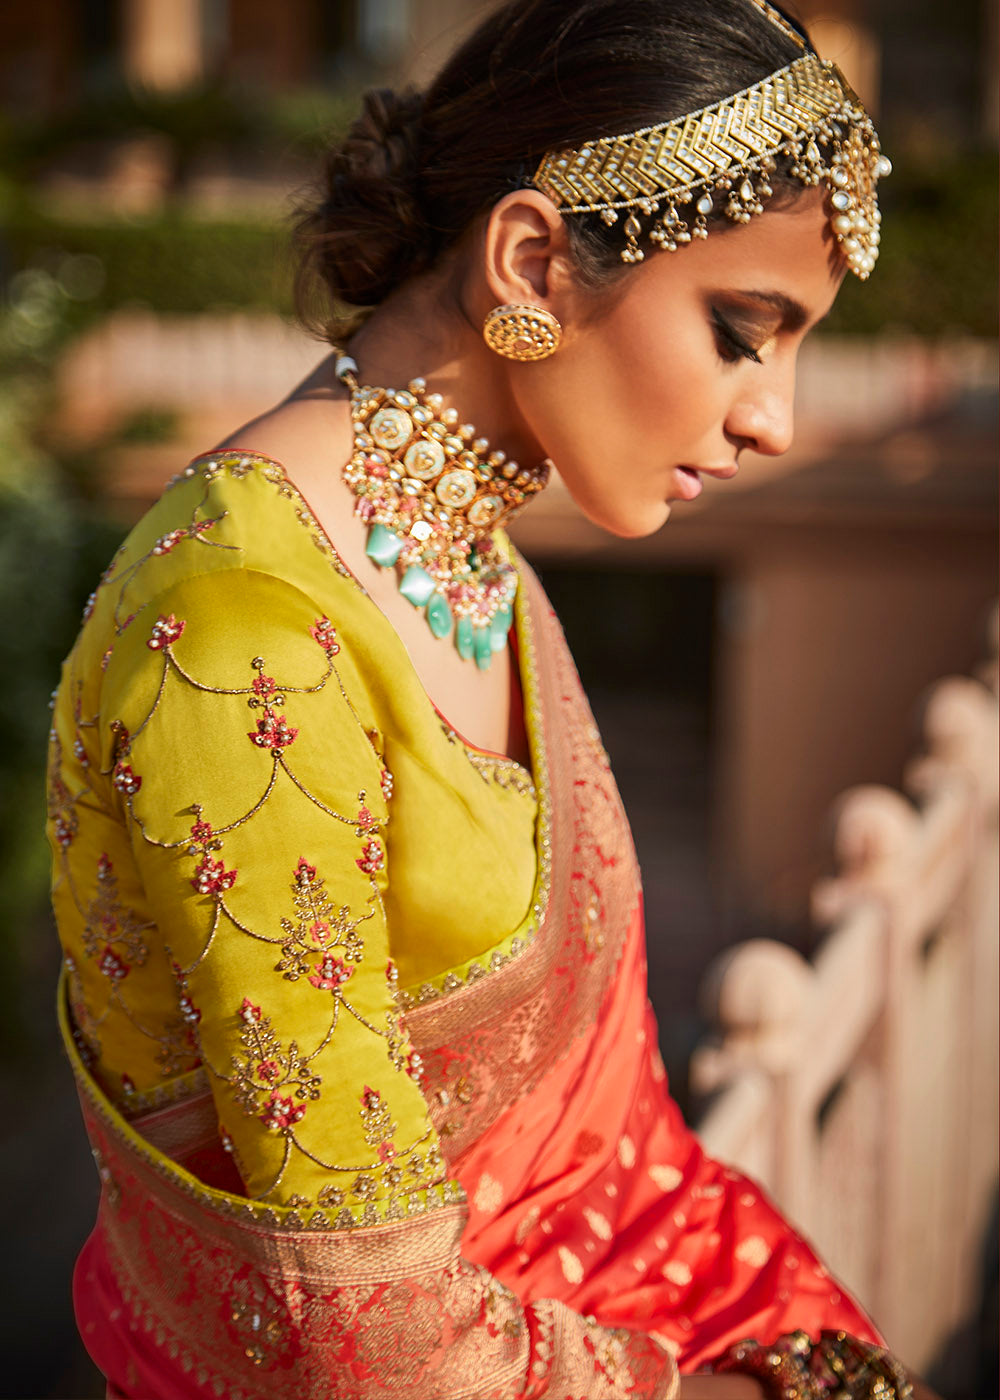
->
[343,87,425,193]
[297,86,433,313]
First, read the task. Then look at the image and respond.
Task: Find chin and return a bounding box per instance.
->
[581,498,672,540]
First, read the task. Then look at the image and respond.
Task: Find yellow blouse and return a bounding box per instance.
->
[48,450,540,1218]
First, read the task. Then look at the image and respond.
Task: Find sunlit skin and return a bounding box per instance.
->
[473,184,846,538]
[219,184,941,1400]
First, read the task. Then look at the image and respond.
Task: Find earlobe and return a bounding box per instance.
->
[483,190,568,310]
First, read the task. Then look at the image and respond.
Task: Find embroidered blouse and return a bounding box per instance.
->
[51,450,541,1212]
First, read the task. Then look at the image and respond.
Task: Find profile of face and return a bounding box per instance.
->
[477,185,846,538]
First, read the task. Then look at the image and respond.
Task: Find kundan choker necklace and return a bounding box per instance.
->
[335,353,550,670]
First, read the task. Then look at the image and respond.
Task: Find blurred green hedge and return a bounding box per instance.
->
[0,83,359,182]
[1,153,995,337]
[822,151,998,336]
[3,207,297,317]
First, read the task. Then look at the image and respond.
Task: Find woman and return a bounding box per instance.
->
[48,0,936,1395]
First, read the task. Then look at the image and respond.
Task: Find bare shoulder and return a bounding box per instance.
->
[214,360,360,553]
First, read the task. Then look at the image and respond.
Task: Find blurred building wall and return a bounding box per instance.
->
[1,0,996,146]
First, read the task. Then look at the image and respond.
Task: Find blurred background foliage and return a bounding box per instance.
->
[0,85,996,332]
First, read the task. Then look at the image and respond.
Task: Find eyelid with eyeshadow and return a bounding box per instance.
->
[710,307,763,365]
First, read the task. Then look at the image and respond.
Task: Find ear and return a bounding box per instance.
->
[482,189,573,310]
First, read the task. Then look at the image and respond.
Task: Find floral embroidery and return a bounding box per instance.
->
[98,944,129,981]
[112,762,141,795]
[47,738,80,849]
[229,1001,321,1127]
[110,723,142,796]
[151,517,218,556]
[252,671,278,699]
[147,613,186,650]
[186,814,237,896]
[310,616,340,655]
[356,839,383,875]
[308,954,353,992]
[248,709,298,750]
[191,855,237,896]
[81,853,149,968]
[246,656,298,750]
[171,963,202,1025]
[152,529,185,556]
[260,1092,307,1133]
[359,1084,397,1163]
[275,858,366,981]
[54,459,477,1230]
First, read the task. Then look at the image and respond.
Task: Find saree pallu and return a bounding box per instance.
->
[64,560,880,1398]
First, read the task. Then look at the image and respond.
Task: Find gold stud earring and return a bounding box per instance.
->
[482,303,562,361]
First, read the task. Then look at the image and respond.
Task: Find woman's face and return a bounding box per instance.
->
[504,188,846,538]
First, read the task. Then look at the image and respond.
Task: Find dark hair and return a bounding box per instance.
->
[294,0,813,336]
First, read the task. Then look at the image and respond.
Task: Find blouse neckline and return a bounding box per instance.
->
[190,448,539,788]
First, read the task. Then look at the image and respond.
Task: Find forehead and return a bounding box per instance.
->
[627,188,846,317]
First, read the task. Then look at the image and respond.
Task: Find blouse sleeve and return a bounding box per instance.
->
[99,566,678,1399]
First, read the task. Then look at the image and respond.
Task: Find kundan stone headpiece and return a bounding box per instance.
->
[529,0,891,278]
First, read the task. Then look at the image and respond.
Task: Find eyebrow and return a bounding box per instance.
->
[723,289,812,331]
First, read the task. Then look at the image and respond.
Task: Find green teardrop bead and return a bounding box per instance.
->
[399,565,436,607]
[490,604,513,652]
[455,616,474,660]
[426,592,453,639]
[473,625,493,671]
[365,522,403,567]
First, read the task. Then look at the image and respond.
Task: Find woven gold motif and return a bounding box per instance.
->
[531,54,889,279]
[482,303,563,361]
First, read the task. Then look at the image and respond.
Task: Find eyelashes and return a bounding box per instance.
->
[711,308,763,365]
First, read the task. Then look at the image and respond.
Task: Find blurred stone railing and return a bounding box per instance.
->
[58,309,998,439]
[691,609,999,1372]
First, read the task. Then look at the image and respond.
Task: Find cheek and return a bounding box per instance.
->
[507,287,725,537]
[510,363,674,537]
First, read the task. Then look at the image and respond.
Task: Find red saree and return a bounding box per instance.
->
[64,557,880,1398]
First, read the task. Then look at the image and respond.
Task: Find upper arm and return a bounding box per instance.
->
[101,566,444,1213]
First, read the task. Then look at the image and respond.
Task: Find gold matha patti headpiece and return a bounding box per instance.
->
[531,9,890,279]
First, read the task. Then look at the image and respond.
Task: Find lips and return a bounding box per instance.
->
[673,466,703,500]
[695,463,740,480]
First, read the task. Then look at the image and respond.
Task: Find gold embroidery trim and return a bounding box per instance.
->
[440,722,538,799]
[59,969,465,1233]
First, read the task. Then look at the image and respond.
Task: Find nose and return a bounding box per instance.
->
[725,360,796,458]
